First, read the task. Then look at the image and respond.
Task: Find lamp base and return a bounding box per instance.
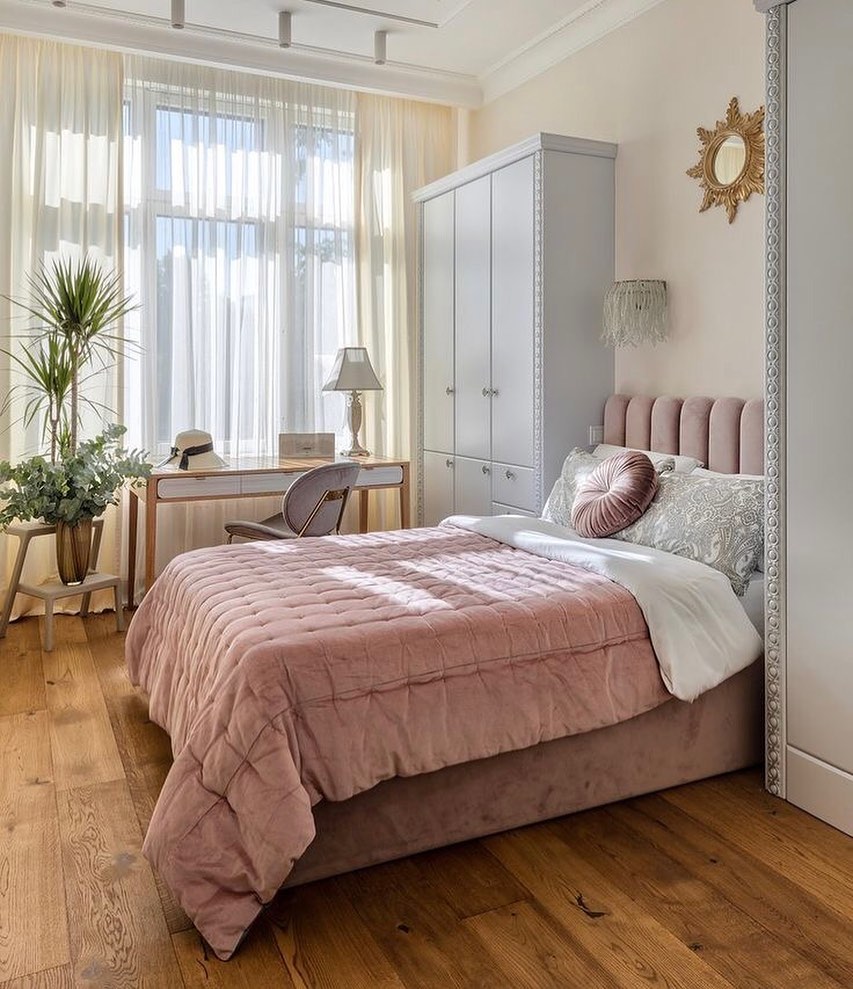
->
[341,390,371,458]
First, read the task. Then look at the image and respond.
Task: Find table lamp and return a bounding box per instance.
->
[322,347,383,457]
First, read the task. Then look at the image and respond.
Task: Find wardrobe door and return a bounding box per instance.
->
[454,457,492,517]
[454,176,492,460]
[422,192,455,455]
[785,0,853,827]
[491,157,535,469]
[423,451,455,526]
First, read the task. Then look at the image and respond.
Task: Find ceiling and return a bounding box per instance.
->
[0,0,666,106]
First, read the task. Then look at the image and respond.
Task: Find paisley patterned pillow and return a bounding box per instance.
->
[541,449,603,527]
[611,471,764,595]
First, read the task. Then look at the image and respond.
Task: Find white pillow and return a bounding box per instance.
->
[593,443,703,474]
[692,467,764,481]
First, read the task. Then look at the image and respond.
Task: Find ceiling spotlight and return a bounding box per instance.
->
[51,0,67,6]
[374,29,387,66]
[278,10,292,48]
[171,0,184,29]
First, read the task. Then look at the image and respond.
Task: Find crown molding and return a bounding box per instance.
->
[480,0,668,105]
[0,0,483,107]
[753,1,793,10]
[0,0,685,109]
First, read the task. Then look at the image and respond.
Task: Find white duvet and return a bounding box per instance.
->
[444,514,763,703]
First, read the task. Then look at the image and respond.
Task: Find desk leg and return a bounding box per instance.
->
[127,489,138,609]
[399,464,411,529]
[358,489,369,534]
[0,531,31,637]
[144,484,158,599]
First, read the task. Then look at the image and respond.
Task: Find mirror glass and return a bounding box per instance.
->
[712,134,747,185]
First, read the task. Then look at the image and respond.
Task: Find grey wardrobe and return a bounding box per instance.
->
[414,133,616,526]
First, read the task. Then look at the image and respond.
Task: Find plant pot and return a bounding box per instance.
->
[56,519,92,585]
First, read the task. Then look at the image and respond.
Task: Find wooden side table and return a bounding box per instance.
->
[0,519,124,651]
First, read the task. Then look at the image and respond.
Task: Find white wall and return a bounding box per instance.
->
[469,0,765,400]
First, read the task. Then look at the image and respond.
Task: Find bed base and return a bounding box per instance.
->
[286,660,763,886]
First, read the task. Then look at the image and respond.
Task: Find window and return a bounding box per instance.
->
[123,75,356,457]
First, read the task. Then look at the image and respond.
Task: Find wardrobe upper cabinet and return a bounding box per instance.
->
[422,193,455,455]
[492,157,535,469]
[454,175,492,461]
[416,133,616,523]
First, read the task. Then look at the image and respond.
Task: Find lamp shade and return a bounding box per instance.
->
[602,279,668,347]
[322,347,383,391]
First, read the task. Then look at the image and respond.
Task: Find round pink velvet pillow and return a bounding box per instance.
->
[571,451,658,538]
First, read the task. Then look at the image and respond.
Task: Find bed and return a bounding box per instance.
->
[126,393,765,959]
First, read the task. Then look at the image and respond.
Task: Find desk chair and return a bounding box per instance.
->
[224,461,360,542]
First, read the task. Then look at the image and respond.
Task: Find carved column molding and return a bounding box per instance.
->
[762,3,786,797]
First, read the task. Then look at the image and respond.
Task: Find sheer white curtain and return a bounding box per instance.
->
[0,42,456,602]
[0,35,124,616]
[123,59,358,580]
[354,94,455,526]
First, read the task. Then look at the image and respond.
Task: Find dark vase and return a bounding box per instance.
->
[56,519,92,585]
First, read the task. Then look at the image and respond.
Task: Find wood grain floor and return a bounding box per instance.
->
[2,612,852,988]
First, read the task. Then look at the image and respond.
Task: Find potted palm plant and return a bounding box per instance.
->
[0,256,150,584]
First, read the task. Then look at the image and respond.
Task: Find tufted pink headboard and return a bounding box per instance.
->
[603,395,764,475]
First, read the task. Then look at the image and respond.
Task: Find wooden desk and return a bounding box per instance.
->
[128,455,410,606]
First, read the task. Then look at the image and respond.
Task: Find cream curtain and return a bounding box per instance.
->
[0,35,124,617]
[0,39,456,605]
[354,94,455,527]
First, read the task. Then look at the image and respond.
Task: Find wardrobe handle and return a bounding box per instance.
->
[491,388,499,397]
[505,469,516,480]
[482,387,490,397]
[445,458,454,468]
[481,465,491,475]
[445,386,454,395]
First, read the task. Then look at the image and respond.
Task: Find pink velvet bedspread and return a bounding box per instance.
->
[126,523,670,959]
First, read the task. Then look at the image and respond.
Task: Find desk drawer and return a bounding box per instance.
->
[241,473,294,496]
[356,466,403,487]
[157,475,241,500]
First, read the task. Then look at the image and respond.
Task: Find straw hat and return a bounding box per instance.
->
[158,429,228,471]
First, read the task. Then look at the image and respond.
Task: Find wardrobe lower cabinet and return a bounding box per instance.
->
[422,451,455,527]
[454,457,493,518]
[422,451,540,526]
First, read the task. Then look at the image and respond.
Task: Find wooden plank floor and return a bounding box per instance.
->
[1,612,852,988]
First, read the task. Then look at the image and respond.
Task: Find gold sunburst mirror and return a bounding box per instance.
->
[687,96,765,223]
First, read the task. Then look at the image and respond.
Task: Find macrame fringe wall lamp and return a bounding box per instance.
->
[602,280,668,348]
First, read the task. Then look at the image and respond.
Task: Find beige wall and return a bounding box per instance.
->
[469,0,765,400]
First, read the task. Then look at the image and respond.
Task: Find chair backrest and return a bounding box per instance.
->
[282,461,361,537]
